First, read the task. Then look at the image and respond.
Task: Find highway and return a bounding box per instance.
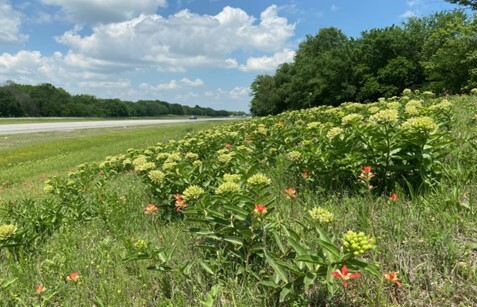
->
[0,118,238,135]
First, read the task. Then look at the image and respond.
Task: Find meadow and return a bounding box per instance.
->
[1,91,476,306]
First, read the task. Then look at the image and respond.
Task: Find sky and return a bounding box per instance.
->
[0,0,461,112]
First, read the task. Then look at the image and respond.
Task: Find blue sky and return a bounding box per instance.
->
[0,0,460,112]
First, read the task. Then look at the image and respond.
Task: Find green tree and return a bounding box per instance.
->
[0,88,24,117]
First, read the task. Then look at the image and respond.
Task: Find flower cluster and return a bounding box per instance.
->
[182,185,205,200]
[247,173,271,186]
[342,230,375,256]
[308,207,334,223]
[0,224,17,241]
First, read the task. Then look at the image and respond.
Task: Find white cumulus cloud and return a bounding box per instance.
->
[41,0,168,24]
[54,5,295,72]
[0,0,28,44]
[239,48,295,72]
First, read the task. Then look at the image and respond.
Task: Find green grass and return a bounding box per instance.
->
[1,96,477,306]
[0,121,226,201]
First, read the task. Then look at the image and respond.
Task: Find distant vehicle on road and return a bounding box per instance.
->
[189,115,197,120]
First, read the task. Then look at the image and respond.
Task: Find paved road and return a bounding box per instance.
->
[0,118,239,135]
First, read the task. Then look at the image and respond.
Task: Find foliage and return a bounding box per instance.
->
[1,93,476,305]
[250,10,477,115]
[0,81,242,118]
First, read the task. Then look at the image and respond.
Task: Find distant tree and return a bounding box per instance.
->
[0,88,24,117]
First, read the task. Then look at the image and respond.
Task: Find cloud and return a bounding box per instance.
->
[400,10,417,18]
[0,0,28,44]
[228,86,249,100]
[330,5,338,12]
[54,5,295,72]
[239,48,295,72]
[139,78,204,92]
[180,77,204,87]
[41,0,168,24]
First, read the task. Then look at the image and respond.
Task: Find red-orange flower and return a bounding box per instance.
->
[359,166,375,179]
[225,143,231,149]
[144,204,159,215]
[254,204,267,215]
[284,187,297,199]
[302,172,309,179]
[35,284,46,295]
[330,265,361,288]
[384,271,402,287]
[66,272,80,282]
[389,193,398,201]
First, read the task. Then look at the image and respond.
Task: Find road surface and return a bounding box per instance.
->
[0,118,239,135]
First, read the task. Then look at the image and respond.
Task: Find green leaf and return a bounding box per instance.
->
[279,285,292,303]
[222,204,249,218]
[316,239,340,261]
[345,259,380,278]
[258,280,282,289]
[273,232,286,254]
[287,237,313,270]
[223,236,244,246]
[304,271,316,289]
[189,228,214,236]
[265,253,289,283]
[198,259,215,275]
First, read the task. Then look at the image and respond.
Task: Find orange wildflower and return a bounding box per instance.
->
[330,265,361,288]
[35,284,46,295]
[384,271,402,287]
[254,204,267,215]
[284,187,297,199]
[66,272,80,282]
[144,204,159,215]
[389,193,398,201]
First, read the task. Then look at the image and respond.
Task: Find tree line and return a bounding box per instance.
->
[250,10,477,116]
[0,81,243,118]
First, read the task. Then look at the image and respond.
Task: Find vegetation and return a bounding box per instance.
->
[0,82,245,118]
[0,121,225,202]
[1,91,476,305]
[250,10,477,116]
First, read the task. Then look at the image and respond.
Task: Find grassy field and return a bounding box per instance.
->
[0,94,476,306]
[0,121,226,201]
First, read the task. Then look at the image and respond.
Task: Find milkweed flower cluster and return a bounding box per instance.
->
[343,230,375,256]
[368,109,399,125]
[246,173,271,186]
[133,156,155,172]
[401,116,437,133]
[0,224,17,240]
[216,182,241,194]
[326,127,344,140]
[308,207,334,223]
[182,185,205,200]
[148,170,165,185]
[223,173,241,183]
